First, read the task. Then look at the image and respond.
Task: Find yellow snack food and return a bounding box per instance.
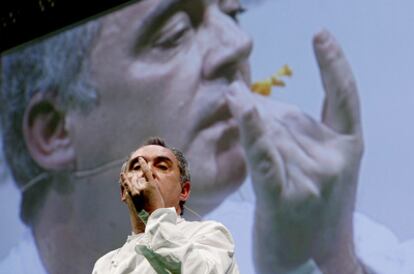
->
[276,64,293,77]
[251,64,292,96]
[271,77,286,87]
[251,79,272,96]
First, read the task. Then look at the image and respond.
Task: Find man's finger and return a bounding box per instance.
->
[122,173,140,194]
[120,173,130,190]
[226,82,282,195]
[225,82,266,147]
[313,29,362,136]
[138,157,154,182]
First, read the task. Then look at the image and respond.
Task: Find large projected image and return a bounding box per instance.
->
[1,0,413,273]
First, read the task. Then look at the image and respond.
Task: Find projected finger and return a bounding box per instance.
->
[313,30,362,136]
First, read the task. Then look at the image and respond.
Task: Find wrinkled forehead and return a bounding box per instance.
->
[129,145,178,164]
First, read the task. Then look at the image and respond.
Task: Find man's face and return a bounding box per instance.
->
[126,145,185,212]
[69,0,252,212]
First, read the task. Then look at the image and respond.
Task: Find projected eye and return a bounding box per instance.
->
[221,0,246,23]
[226,6,246,23]
[153,12,192,49]
[154,28,189,48]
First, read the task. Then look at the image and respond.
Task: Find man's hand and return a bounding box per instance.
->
[121,157,165,214]
[226,30,365,273]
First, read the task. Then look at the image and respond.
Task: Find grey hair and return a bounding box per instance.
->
[0,19,103,224]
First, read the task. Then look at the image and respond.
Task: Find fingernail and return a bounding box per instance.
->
[314,29,330,44]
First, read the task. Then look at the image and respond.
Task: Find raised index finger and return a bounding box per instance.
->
[313,30,362,136]
[138,157,154,182]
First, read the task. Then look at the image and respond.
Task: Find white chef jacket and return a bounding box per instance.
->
[1,204,413,273]
[92,207,240,274]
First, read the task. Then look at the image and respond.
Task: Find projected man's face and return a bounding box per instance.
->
[70,0,252,211]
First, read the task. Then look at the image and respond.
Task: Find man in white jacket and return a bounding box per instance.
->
[92,137,239,274]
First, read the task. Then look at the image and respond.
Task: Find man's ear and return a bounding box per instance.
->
[180,181,191,202]
[23,92,75,171]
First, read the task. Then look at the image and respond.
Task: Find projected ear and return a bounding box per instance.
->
[23,92,75,171]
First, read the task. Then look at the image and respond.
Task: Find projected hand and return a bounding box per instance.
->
[120,157,165,214]
[226,30,364,274]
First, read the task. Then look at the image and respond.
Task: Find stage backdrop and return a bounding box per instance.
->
[1,0,413,273]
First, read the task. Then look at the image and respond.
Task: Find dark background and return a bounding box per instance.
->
[0,0,137,53]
